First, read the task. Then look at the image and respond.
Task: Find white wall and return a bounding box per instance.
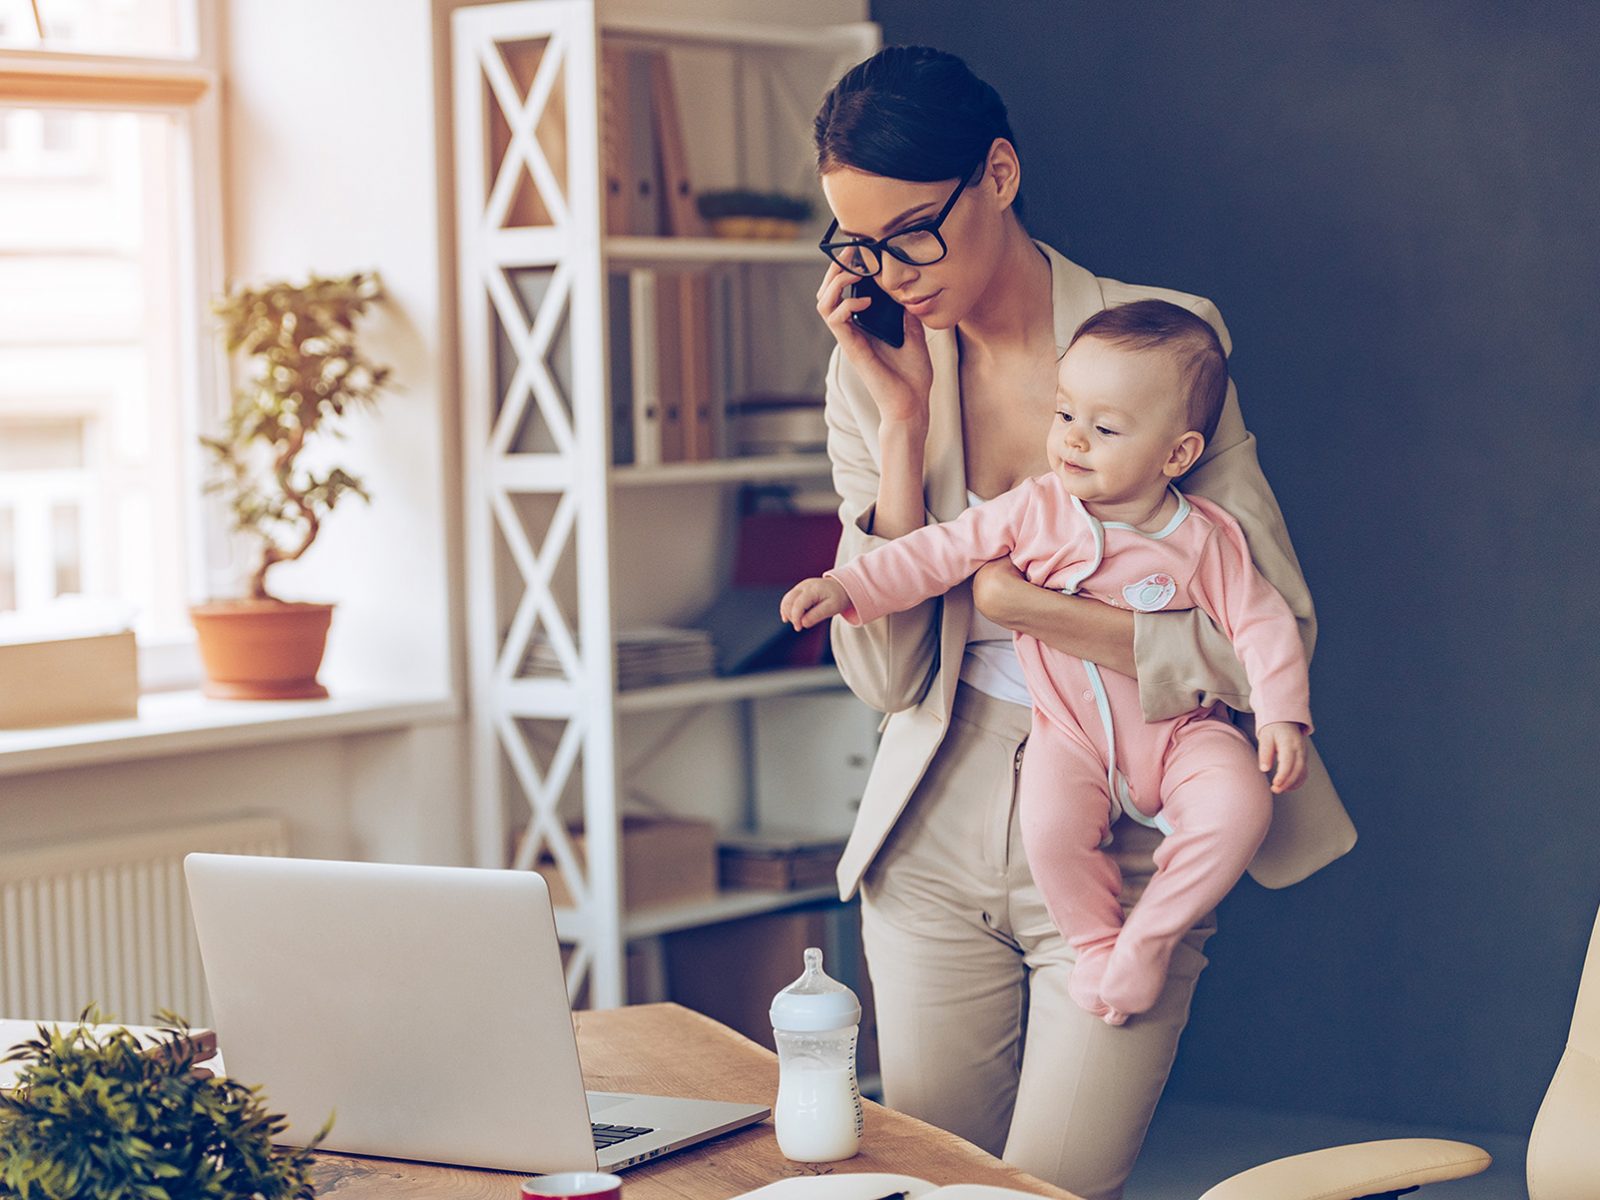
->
[221,0,459,704]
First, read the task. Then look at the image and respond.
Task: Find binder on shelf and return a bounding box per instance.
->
[624,49,662,236]
[711,270,738,459]
[628,268,662,464]
[654,273,686,463]
[647,50,701,237]
[607,272,634,464]
[676,271,716,461]
[599,45,632,235]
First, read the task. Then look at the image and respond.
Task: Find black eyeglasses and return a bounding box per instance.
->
[819,166,977,278]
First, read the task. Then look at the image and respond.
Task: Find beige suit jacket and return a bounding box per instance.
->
[827,242,1357,900]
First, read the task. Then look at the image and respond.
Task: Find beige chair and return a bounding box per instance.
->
[1201,902,1600,1200]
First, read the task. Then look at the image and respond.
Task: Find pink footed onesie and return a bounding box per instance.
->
[827,474,1313,1020]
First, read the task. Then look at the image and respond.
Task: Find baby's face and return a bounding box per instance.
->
[1046,338,1192,505]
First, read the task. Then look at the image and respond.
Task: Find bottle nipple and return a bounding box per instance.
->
[770,947,861,1032]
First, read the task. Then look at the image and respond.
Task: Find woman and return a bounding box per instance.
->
[812,46,1357,1200]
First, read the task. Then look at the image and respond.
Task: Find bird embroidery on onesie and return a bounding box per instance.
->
[1121,572,1177,612]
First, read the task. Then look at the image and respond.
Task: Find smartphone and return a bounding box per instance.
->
[847,276,906,348]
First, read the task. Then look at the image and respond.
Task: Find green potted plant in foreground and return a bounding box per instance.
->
[0,1013,326,1199]
[191,270,392,700]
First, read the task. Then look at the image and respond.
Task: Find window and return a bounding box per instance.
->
[0,0,193,58]
[0,0,219,688]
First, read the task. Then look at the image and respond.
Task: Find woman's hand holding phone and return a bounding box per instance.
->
[817,262,933,428]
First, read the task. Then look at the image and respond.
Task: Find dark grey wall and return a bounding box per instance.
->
[870,0,1600,1134]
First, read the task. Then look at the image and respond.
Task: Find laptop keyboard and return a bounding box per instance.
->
[592,1123,654,1149]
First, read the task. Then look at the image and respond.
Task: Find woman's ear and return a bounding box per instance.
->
[1164,431,1207,478]
[985,137,1022,210]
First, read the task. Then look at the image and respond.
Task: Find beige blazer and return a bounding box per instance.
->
[827,242,1358,900]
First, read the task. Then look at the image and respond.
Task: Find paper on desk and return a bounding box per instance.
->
[732,1174,1051,1200]
[732,1174,936,1200]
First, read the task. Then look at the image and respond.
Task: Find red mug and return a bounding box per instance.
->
[520,1173,623,1200]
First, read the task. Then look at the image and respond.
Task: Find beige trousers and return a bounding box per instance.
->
[860,684,1217,1200]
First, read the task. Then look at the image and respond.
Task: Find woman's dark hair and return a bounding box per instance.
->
[813,45,1025,221]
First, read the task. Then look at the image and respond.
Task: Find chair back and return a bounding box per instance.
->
[1527,901,1600,1199]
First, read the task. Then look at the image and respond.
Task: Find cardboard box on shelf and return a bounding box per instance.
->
[718,830,848,892]
[0,631,138,729]
[534,815,718,910]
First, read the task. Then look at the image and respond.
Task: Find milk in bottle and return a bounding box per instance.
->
[769,947,864,1162]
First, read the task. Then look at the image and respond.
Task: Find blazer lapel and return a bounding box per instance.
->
[1043,241,1107,352]
[922,324,966,522]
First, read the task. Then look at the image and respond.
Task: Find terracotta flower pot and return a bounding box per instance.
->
[189,599,334,700]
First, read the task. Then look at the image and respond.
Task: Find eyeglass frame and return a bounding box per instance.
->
[818,163,979,277]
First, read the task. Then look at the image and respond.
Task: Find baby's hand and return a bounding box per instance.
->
[1257,722,1308,794]
[779,577,850,631]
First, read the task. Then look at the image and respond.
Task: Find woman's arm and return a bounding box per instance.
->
[824,349,944,714]
[971,560,1137,677]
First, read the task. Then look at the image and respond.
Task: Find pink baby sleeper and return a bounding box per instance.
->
[826,473,1312,1020]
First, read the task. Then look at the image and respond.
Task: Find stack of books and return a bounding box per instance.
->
[520,627,715,690]
[726,393,828,456]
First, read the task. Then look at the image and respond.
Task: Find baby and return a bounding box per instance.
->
[782,299,1310,1026]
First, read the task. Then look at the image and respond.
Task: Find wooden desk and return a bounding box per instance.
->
[310,1004,1078,1200]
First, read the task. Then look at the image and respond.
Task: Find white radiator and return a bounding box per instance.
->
[0,816,289,1025]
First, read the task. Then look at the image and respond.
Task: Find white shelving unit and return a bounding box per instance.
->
[452,1,879,1008]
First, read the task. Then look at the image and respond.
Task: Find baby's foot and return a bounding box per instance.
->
[1098,936,1175,1019]
[1101,1006,1129,1027]
[1067,940,1116,1018]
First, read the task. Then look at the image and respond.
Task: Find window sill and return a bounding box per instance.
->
[0,689,461,778]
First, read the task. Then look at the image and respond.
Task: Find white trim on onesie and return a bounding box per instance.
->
[1062,487,1191,841]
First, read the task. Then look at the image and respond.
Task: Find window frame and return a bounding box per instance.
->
[0,9,226,692]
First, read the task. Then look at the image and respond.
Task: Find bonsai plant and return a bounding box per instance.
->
[0,1012,326,1200]
[192,270,392,700]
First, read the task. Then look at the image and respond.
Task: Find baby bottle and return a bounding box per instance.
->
[769,946,864,1163]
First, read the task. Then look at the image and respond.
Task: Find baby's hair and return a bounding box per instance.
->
[1065,300,1229,447]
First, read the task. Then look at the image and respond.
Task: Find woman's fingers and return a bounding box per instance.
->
[816,263,858,322]
[816,261,846,306]
[826,293,871,330]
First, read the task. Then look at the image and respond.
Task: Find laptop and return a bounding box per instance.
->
[183,853,769,1173]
